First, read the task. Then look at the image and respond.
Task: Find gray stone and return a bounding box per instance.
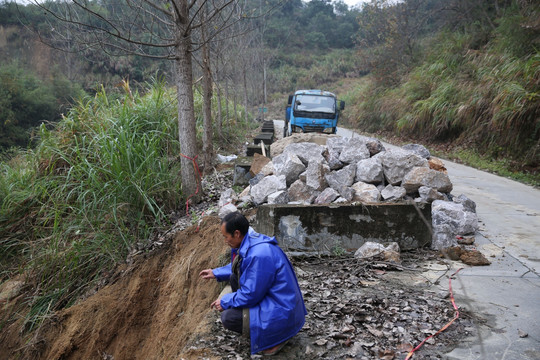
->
[314,187,340,204]
[402,143,431,159]
[352,182,381,203]
[249,172,265,187]
[305,162,329,191]
[327,151,344,170]
[365,137,386,156]
[260,161,274,176]
[282,142,326,166]
[454,194,477,213]
[325,164,357,189]
[417,186,445,203]
[326,136,349,156]
[267,190,290,205]
[233,166,248,186]
[356,157,384,184]
[381,185,406,201]
[250,175,287,205]
[333,197,349,204]
[432,224,457,250]
[326,137,348,170]
[337,185,355,202]
[288,179,318,204]
[218,188,237,208]
[381,149,429,185]
[339,137,370,164]
[274,153,306,186]
[354,241,400,262]
[431,200,479,250]
[402,167,453,194]
[270,133,337,157]
[218,203,238,218]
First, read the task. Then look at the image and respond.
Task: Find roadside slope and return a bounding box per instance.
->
[4,217,228,360]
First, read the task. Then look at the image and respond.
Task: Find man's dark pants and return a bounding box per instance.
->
[221,273,243,333]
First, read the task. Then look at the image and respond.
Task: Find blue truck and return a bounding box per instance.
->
[284,89,345,137]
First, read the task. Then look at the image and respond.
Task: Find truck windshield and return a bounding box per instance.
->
[294,95,335,114]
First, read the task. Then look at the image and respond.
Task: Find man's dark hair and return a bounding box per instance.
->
[222,212,249,236]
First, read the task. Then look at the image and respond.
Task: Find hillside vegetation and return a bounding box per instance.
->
[339,1,539,184]
[0,80,251,331]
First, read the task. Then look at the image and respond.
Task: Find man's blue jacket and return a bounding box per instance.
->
[212,228,307,354]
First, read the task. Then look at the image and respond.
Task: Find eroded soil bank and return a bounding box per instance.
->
[1,217,477,360]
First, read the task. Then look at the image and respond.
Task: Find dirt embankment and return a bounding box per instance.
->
[1,217,228,360]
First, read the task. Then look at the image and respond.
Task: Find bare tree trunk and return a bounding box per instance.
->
[201,10,214,174]
[243,64,248,124]
[176,27,200,204]
[233,88,238,124]
[215,63,223,139]
[224,73,230,122]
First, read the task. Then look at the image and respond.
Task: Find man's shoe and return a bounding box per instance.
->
[261,339,289,356]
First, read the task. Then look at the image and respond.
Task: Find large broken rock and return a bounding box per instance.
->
[381,185,406,201]
[219,188,237,208]
[270,133,337,157]
[219,203,238,218]
[381,149,429,185]
[356,157,384,184]
[305,161,330,191]
[402,143,430,159]
[288,179,317,204]
[431,200,478,250]
[267,190,289,205]
[314,187,340,204]
[250,175,287,205]
[326,164,357,189]
[326,137,349,170]
[429,157,447,173]
[365,137,385,156]
[354,241,400,263]
[273,153,306,186]
[460,249,490,266]
[352,182,380,203]
[339,137,370,164]
[249,153,271,176]
[259,161,274,176]
[417,186,446,203]
[402,167,453,194]
[453,194,477,213]
[280,142,326,166]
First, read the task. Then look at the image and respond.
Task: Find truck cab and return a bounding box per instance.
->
[284,89,345,137]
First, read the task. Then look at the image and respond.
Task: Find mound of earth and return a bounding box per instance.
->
[1,217,228,360]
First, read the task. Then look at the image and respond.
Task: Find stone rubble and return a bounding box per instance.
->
[222,135,480,250]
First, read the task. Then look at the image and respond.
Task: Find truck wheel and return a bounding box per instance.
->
[332,127,337,134]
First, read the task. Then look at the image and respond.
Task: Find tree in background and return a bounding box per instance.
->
[25,0,246,203]
[0,62,85,149]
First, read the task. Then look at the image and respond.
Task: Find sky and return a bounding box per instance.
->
[342,0,369,7]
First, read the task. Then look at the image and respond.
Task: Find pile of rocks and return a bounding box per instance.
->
[219,135,478,250]
[243,136,452,206]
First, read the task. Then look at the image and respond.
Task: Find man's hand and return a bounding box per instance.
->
[211,298,223,311]
[199,269,215,279]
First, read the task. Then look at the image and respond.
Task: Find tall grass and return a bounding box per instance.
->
[342,18,540,173]
[0,79,249,331]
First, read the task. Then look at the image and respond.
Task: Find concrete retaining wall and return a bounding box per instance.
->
[253,203,432,254]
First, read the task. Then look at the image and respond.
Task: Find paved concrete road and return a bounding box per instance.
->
[274,121,540,358]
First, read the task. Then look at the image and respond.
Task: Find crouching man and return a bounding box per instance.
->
[199,212,306,356]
